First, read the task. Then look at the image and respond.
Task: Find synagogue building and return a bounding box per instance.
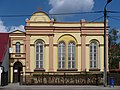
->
[9,11,109,84]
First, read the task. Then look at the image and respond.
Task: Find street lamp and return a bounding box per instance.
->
[104,0,112,87]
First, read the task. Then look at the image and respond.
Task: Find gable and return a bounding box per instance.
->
[10,30,25,34]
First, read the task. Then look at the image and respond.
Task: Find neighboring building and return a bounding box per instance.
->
[0,33,9,86]
[9,30,26,83]
[9,11,109,84]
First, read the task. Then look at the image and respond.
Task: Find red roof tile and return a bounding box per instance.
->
[0,33,9,63]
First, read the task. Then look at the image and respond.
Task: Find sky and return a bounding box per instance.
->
[0,0,120,32]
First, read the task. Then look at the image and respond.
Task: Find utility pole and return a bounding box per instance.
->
[103,0,112,87]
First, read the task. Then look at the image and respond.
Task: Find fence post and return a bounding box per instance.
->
[47,72,49,84]
[96,74,98,86]
[64,72,65,85]
[42,73,44,85]
[85,69,87,85]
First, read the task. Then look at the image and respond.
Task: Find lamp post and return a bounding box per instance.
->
[104,0,112,87]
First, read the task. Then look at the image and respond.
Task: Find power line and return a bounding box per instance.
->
[108,11,120,13]
[0,10,120,18]
[0,15,30,18]
[89,16,104,22]
[108,16,120,21]
[1,16,104,35]
[81,16,104,27]
[0,11,104,18]
[108,16,120,18]
[49,11,103,15]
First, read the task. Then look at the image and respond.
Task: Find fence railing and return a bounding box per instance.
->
[20,72,120,85]
[21,72,104,85]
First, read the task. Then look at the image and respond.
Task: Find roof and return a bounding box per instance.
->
[29,11,50,22]
[0,33,9,63]
[9,29,25,34]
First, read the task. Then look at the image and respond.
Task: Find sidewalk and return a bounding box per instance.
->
[1,83,120,90]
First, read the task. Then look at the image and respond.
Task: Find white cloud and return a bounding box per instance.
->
[0,19,7,32]
[0,19,25,33]
[9,25,25,32]
[49,0,94,14]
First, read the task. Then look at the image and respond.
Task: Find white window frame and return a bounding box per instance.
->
[68,42,76,69]
[16,42,20,53]
[36,41,44,69]
[58,41,66,69]
[90,42,98,69]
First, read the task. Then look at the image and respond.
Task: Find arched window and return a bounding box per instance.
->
[58,41,66,69]
[16,42,20,53]
[90,41,98,68]
[36,41,44,69]
[68,42,76,69]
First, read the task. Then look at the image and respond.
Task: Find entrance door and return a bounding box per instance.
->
[13,61,23,83]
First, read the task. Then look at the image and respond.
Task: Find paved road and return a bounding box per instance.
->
[0,83,120,90]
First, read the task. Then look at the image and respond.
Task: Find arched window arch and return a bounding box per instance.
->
[58,41,66,69]
[90,41,98,69]
[68,42,76,69]
[36,41,44,69]
[16,42,20,53]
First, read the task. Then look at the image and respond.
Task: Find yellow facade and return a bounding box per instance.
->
[9,11,109,83]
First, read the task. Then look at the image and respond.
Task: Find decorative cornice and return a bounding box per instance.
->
[89,68,100,71]
[53,44,58,46]
[9,33,26,36]
[13,44,24,45]
[86,44,104,46]
[25,26,54,30]
[57,69,78,71]
[44,44,49,47]
[76,44,81,46]
[30,44,34,46]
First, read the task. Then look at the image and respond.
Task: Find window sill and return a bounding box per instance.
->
[57,69,78,71]
[89,68,100,71]
[34,68,45,72]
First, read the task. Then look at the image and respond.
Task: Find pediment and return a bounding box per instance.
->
[10,30,25,34]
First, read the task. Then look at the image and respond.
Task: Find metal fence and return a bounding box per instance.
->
[21,72,104,85]
[20,72,120,85]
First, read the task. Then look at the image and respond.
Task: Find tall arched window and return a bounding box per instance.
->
[90,41,98,69]
[36,41,44,69]
[68,42,76,69]
[16,42,20,53]
[58,41,66,69]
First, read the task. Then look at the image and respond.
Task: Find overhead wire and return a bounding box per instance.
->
[81,16,104,27]
[0,15,104,40]
[0,11,104,18]
[87,16,104,22]
[0,10,120,18]
[108,16,120,18]
[108,11,120,13]
[108,16,120,21]
[0,10,120,31]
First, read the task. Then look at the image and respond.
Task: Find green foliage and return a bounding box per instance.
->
[109,28,120,69]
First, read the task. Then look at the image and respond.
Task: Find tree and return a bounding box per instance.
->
[109,28,120,69]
